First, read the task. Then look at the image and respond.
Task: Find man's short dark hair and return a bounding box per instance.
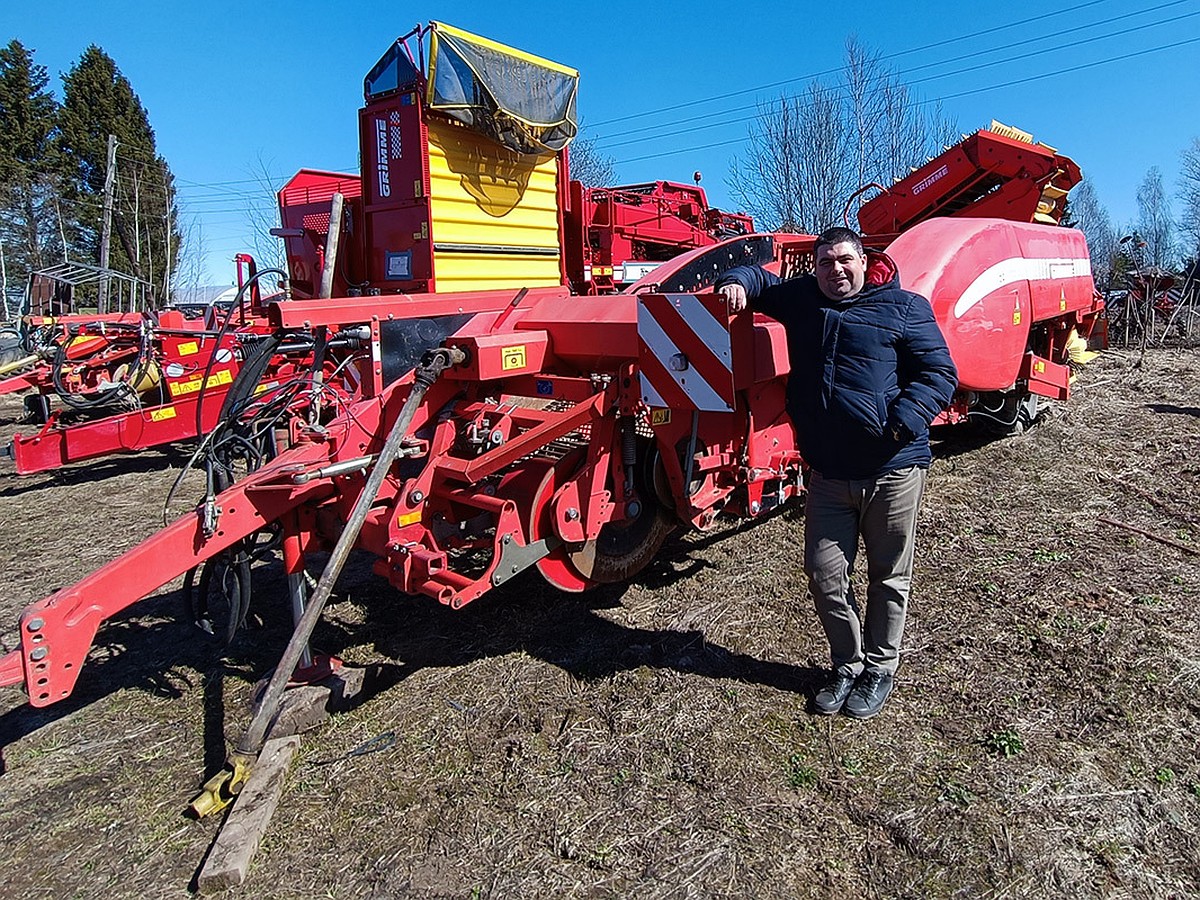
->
[814,227,865,258]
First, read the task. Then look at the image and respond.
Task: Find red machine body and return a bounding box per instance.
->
[0,237,803,703]
[857,123,1081,235]
[273,170,366,299]
[0,257,285,475]
[888,218,1098,401]
[563,181,753,294]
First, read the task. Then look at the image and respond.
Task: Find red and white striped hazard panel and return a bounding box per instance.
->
[637,293,735,412]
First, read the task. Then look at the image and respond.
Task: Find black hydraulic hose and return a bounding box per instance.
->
[162,332,286,525]
[194,268,286,435]
[50,316,153,411]
[231,345,466,764]
[51,331,127,410]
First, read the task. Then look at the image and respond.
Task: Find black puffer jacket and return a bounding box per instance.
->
[716,252,957,479]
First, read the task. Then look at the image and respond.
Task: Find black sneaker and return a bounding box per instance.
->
[813,670,857,715]
[844,670,894,719]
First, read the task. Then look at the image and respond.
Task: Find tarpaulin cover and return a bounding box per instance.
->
[427,21,578,155]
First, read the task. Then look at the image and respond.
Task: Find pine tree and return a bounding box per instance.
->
[0,39,62,294]
[57,45,180,302]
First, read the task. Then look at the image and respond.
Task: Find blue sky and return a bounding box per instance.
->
[3,0,1198,286]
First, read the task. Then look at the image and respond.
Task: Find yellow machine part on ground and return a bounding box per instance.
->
[426,119,563,293]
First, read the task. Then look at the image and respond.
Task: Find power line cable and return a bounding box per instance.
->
[588,0,1124,127]
[612,33,1200,165]
[595,6,1200,150]
[588,0,1190,146]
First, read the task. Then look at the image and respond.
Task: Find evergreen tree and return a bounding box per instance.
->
[0,39,62,293]
[57,45,180,301]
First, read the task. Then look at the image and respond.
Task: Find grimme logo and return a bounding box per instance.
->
[375,118,390,198]
[912,164,949,196]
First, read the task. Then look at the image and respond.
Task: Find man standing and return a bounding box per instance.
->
[717,227,957,718]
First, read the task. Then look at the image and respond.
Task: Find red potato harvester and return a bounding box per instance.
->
[0,22,1103,814]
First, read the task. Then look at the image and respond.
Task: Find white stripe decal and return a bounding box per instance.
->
[638,305,728,411]
[639,372,669,409]
[952,257,1092,319]
[663,294,733,366]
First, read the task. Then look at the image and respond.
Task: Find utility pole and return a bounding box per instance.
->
[97,133,117,312]
[164,208,172,307]
[1,239,8,320]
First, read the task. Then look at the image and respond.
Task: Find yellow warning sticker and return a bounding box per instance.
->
[1034,360,1045,373]
[501,345,527,371]
[650,408,672,426]
[396,510,422,527]
[149,407,177,422]
[168,368,234,396]
[1012,310,1022,325]
[177,341,199,356]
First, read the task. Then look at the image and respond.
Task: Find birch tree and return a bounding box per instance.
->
[1135,166,1176,269]
[1069,180,1119,288]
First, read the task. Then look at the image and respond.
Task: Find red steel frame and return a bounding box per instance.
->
[0,214,1107,711]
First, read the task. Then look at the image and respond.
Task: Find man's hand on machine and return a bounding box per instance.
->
[717,282,748,313]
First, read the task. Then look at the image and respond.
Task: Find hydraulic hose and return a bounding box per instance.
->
[51,323,145,410]
[190,345,466,816]
[194,267,287,435]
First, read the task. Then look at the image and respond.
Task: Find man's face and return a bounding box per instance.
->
[814,241,868,300]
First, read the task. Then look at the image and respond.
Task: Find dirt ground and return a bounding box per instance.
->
[0,346,1197,899]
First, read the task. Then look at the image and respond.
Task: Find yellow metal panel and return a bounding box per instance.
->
[427,119,562,289]
[433,254,562,293]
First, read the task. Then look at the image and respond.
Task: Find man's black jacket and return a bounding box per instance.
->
[716,252,958,479]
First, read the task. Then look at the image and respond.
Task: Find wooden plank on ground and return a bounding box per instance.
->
[197,735,301,893]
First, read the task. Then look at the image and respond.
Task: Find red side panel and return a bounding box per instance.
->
[277,169,366,298]
[359,89,433,292]
[886,218,1095,392]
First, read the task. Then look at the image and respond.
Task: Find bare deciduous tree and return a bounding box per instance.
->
[568,130,615,188]
[1069,180,1118,289]
[1180,138,1200,262]
[1136,166,1176,269]
[171,214,212,303]
[728,94,807,231]
[728,38,958,233]
[244,154,287,275]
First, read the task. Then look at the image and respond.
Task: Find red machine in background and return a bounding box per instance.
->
[0,258,292,475]
[856,120,1081,235]
[563,180,753,294]
[854,119,1100,431]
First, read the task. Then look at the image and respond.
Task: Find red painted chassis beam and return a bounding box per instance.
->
[0,369,44,396]
[0,439,338,705]
[268,286,573,329]
[8,391,225,475]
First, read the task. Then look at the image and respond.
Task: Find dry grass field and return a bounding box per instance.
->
[0,346,1197,898]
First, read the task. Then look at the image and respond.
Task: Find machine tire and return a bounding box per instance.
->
[976,390,1044,436]
[569,438,676,584]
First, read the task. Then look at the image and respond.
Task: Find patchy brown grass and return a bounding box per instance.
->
[1,347,1198,898]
